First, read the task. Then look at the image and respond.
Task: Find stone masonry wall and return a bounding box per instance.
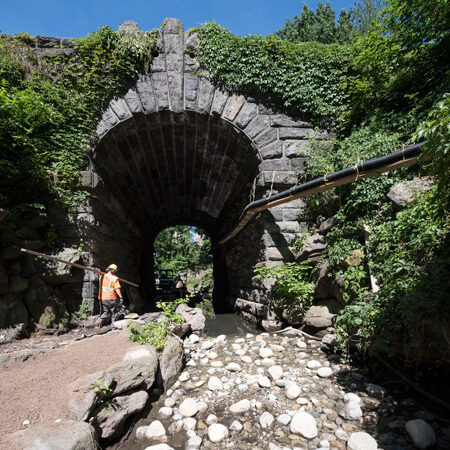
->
[0,18,328,330]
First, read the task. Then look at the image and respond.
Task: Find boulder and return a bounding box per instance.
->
[332,275,346,304]
[118,20,141,32]
[158,335,184,389]
[319,216,335,234]
[12,420,97,450]
[25,276,70,328]
[312,259,334,299]
[91,390,149,440]
[304,299,341,328]
[36,247,82,285]
[405,419,436,449]
[69,370,114,421]
[104,352,158,396]
[123,345,156,361]
[297,233,327,262]
[0,294,28,329]
[387,177,434,209]
[261,319,283,332]
[175,304,206,331]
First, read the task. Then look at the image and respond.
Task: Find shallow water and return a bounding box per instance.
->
[204,313,258,337]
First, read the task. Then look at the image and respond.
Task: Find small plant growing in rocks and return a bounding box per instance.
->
[129,297,188,350]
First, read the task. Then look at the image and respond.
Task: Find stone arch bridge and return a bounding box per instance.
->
[65,18,327,325]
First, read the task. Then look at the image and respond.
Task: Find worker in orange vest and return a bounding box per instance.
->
[96,263,123,327]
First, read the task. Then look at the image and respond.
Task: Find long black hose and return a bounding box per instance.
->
[219,141,427,245]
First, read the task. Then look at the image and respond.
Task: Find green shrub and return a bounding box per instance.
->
[129,297,188,350]
[74,297,91,321]
[255,262,314,320]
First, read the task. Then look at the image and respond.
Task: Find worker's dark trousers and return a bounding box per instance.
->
[97,299,120,326]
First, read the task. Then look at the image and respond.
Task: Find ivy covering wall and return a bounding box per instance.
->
[0,27,157,243]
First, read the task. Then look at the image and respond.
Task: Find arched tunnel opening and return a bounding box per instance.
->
[90,109,261,313]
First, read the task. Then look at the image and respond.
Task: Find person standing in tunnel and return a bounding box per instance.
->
[96,264,124,328]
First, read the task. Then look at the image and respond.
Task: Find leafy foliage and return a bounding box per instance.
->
[129,297,188,350]
[336,188,449,360]
[195,22,352,125]
[154,226,212,274]
[415,94,450,207]
[0,27,157,243]
[255,262,314,320]
[277,1,355,44]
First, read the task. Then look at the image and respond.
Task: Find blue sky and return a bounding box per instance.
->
[0,0,357,38]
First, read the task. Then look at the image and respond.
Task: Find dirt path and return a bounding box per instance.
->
[0,330,135,446]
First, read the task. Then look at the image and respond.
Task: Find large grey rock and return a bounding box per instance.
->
[92,390,149,440]
[261,319,283,331]
[69,370,114,421]
[332,274,346,304]
[312,259,334,299]
[158,335,184,389]
[12,420,97,450]
[0,294,28,329]
[297,233,327,262]
[304,299,341,328]
[104,352,158,396]
[25,278,69,328]
[69,351,157,422]
[347,432,378,450]
[405,419,436,449]
[387,177,434,209]
[36,247,82,285]
[319,216,335,234]
[175,304,206,331]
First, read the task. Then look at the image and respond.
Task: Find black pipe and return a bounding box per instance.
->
[239,141,426,220]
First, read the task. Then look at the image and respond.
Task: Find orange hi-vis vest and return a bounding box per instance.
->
[99,272,121,300]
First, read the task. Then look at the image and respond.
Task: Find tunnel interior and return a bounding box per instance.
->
[91,110,261,310]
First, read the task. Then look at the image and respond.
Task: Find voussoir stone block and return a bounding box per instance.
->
[234,102,258,128]
[197,78,215,114]
[152,72,170,110]
[254,128,278,147]
[223,95,245,121]
[245,115,270,139]
[136,75,157,113]
[124,89,143,114]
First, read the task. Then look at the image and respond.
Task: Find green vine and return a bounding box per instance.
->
[193,22,352,126]
[0,27,157,243]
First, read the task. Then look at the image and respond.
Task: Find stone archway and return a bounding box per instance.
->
[77,18,325,324]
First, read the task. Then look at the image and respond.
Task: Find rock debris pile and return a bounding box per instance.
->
[126,331,449,449]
